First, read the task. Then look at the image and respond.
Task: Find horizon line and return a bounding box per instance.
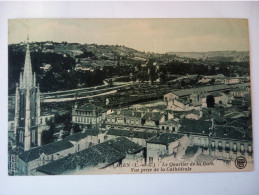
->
[8,40,249,54]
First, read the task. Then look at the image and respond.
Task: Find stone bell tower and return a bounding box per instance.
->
[14,36,41,151]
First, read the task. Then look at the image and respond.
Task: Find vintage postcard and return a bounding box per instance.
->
[8,19,253,175]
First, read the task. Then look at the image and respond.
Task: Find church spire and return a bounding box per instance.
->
[22,35,33,88]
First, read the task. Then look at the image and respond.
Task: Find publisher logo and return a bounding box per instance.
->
[235,156,247,169]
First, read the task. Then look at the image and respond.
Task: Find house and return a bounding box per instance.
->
[209,125,253,161]
[64,130,100,152]
[159,119,181,132]
[142,112,165,128]
[178,119,212,153]
[173,110,202,120]
[164,92,190,111]
[42,42,54,53]
[164,84,233,110]
[106,129,156,147]
[106,109,164,131]
[106,109,144,130]
[40,64,51,71]
[146,133,189,164]
[230,89,250,98]
[164,87,231,111]
[200,92,229,108]
[35,137,144,175]
[224,78,240,85]
[17,140,74,175]
[182,146,201,161]
[16,131,99,175]
[72,103,107,131]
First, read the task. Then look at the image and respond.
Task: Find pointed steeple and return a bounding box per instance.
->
[22,36,33,88]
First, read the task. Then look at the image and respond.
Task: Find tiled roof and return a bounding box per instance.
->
[200,91,224,99]
[212,125,252,141]
[107,129,156,139]
[65,130,99,142]
[178,119,212,135]
[159,119,180,126]
[213,116,227,125]
[172,84,231,97]
[110,110,143,118]
[142,112,164,121]
[182,146,200,159]
[78,103,105,112]
[224,112,245,119]
[225,117,252,129]
[120,110,142,118]
[174,110,200,117]
[105,137,144,154]
[19,140,74,163]
[176,98,189,105]
[170,83,249,98]
[36,137,143,175]
[147,133,183,145]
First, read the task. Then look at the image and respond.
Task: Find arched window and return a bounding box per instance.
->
[32,130,36,143]
[19,131,24,143]
[11,123,14,130]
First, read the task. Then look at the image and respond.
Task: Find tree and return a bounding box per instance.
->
[72,123,82,134]
[206,95,215,108]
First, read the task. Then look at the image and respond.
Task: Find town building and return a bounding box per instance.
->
[106,108,165,132]
[209,125,253,162]
[106,129,157,147]
[35,137,144,175]
[159,119,181,132]
[224,78,240,85]
[164,84,234,111]
[16,131,99,175]
[72,103,107,131]
[146,133,190,164]
[178,119,212,153]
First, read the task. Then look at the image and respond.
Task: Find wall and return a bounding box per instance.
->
[146,143,167,164]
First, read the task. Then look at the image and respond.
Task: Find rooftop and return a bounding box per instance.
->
[170,83,250,98]
[147,133,183,145]
[36,137,143,175]
[171,84,231,97]
[212,125,252,141]
[142,112,164,121]
[173,110,201,117]
[107,129,156,139]
[178,119,212,135]
[109,109,143,118]
[77,103,105,112]
[19,140,74,163]
[65,130,99,142]
[200,91,224,99]
[120,110,142,118]
[159,119,180,126]
[182,146,200,159]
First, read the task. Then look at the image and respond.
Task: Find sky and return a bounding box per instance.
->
[8,18,250,53]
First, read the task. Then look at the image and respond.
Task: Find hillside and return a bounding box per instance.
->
[166,51,249,62]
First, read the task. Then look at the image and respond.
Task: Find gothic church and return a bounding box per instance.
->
[14,37,41,151]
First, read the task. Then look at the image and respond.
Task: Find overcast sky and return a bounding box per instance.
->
[8,18,249,53]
